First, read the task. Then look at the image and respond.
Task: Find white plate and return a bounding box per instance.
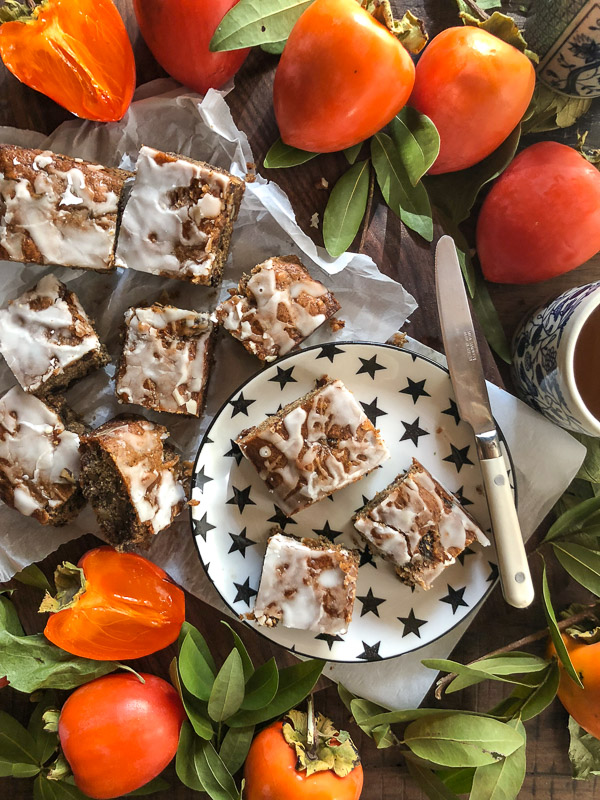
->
[190,342,513,663]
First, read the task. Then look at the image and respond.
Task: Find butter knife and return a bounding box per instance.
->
[435,235,534,609]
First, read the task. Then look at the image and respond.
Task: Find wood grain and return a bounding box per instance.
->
[0,1,598,798]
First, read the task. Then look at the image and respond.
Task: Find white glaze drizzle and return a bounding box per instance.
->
[216,259,331,360]
[115,146,231,279]
[253,533,355,634]
[0,273,102,393]
[239,379,390,514]
[117,305,213,416]
[0,386,80,516]
[92,418,185,535]
[0,150,119,269]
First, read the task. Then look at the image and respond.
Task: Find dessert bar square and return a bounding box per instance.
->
[251,529,359,635]
[0,144,132,272]
[116,304,216,417]
[0,273,109,397]
[353,458,489,589]
[115,146,245,285]
[214,255,341,361]
[236,377,390,516]
[0,386,86,525]
[79,416,187,548]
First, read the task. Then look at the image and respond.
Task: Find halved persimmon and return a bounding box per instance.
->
[0,0,136,122]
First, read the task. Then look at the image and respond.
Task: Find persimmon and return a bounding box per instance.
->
[551,632,600,738]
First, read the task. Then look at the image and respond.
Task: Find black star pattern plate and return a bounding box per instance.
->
[190,343,515,663]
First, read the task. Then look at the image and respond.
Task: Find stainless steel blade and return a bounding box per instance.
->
[435,235,495,438]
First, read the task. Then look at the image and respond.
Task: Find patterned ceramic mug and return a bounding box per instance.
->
[525,0,600,97]
[512,282,600,436]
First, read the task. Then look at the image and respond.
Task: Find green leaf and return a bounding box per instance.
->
[323,159,370,257]
[470,719,526,800]
[541,561,583,687]
[125,777,170,795]
[261,39,286,54]
[28,691,59,766]
[573,433,600,484]
[371,134,433,241]
[404,713,524,768]
[33,776,89,800]
[12,564,52,593]
[371,724,398,749]
[182,686,215,740]
[0,710,41,777]
[344,143,363,165]
[425,125,521,226]
[178,622,216,674]
[472,272,511,364]
[208,649,245,722]
[264,138,317,169]
[389,107,440,186]
[179,631,216,701]
[434,211,476,296]
[406,757,462,800]
[0,594,24,636]
[438,767,475,795]
[228,659,324,727]
[553,542,600,595]
[176,721,205,792]
[545,495,600,543]
[426,653,549,694]
[240,657,278,710]
[351,701,453,734]
[194,739,239,800]
[211,0,313,51]
[221,622,254,681]
[517,660,560,722]
[337,683,360,713]
[0,631,118,693]
[219,725,255,775]
[568,715,600,780]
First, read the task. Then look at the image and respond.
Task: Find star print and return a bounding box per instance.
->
[268,505,297,530]
[398,608,427,638]
[453,486,473,507]
[443,444,474,473]
[400,417,429,447]
[357,641,383,661]
[316,343,345,363]
[312,520,344,542]
[440,584,469,614]
[224,440,244,466]
[195,465,213,491]
[487,562,499,583]
[204,436,214,445]
[354,496,370,514]
[195,512,216,541]
[357,587,386,617]
[269,366,297,390]
[264,404,283,418]
[233,577,257,606]
[315,633,344,651]
[360,397,387,425]
[359,548,377,568]
[442,399,461,426]
[457,547,476,566]
[357,355,386,380]
[230,392,255,418]
[400,378,431,404]
[228,527,257,558]
[226,485,256,514]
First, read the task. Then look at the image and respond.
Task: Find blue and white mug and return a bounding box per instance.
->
[512,282,600,437]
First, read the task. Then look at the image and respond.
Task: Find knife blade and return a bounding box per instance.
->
[435,235,534,609]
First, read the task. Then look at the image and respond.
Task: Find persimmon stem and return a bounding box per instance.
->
[461,0,490,20]
[434,603,600,700]
[306,694,317,758]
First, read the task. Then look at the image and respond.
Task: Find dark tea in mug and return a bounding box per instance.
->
[573,303,600,421]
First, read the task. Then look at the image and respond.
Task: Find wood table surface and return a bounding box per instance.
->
[0,1,599,798]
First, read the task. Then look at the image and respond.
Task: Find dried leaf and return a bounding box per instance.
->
[568,716,600,780]
[461,11,538,62]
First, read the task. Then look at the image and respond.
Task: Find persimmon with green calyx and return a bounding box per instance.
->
[55,672,186,799]
[244,706,363,800]
[410,26,535,174]
[273,0,426,153]
[476,142,600,284]
[0,0,135,122]
[41,547,185,660]
[549,615,600,738]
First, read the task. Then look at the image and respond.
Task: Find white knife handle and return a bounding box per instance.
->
[479,456,534,609]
